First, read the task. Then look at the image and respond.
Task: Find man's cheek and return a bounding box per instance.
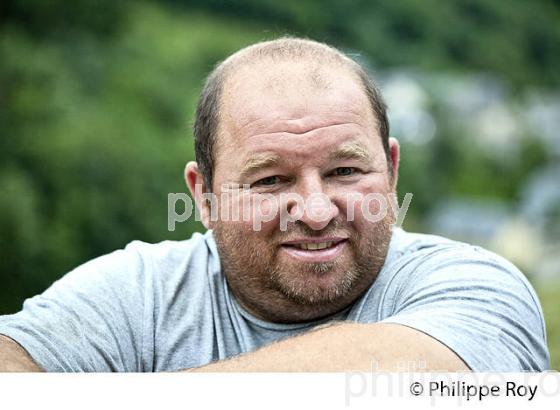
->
[338,192,362,223]
[358,193,390,224]
[247,194,280,233]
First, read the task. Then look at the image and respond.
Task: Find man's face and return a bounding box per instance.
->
[203,62,398,323]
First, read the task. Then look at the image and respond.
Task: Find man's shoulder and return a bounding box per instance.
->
[385,228,542,312]
[124,231,212,262]
[118,231,217,281]
[65,230,215,289]
[385,227,536,296]
[388,227,465,263]
[391,227,520,269]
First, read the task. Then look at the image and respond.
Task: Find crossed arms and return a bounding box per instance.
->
[1,322,469,372]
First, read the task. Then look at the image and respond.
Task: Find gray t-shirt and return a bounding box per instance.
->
[0,227,550,371]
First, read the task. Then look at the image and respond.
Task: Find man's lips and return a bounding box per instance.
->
[280,237,347,250]
[279,237,348,262]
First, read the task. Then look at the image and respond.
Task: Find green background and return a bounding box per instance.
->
[1,0,558,369]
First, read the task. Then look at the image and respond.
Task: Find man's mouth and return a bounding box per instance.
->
[279,238,348,262]
[290,241,338,251]
[281,237,347,249]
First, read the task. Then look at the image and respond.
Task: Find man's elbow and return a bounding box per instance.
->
[329,322,471,372]
[0,335,43,372]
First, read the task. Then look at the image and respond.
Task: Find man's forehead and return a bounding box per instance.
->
[225,59,340,91]
[220,61,373,136]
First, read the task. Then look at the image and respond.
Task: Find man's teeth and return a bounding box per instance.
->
[295,242,335,251]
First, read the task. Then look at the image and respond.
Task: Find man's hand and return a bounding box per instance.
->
[0,335,43,372]
[189,322,470,372]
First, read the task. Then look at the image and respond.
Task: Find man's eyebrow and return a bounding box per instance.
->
[239,154,282,178]
[330,143,373,163]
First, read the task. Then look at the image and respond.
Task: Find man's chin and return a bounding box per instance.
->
[269,263,362,306]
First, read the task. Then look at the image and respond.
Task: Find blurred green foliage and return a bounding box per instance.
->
[0,0,558,368]
[0,1,266,310]
[536,282,560,370]
[179,0,560,88]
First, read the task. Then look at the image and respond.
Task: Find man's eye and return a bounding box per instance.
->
[253,176,280,186]
[334,167,356,176]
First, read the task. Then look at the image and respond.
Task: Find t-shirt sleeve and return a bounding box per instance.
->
[365,245,549,371]
[0,242,147,372]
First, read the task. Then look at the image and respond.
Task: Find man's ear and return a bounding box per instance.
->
[185,161,212,229]
[388,137,400,190]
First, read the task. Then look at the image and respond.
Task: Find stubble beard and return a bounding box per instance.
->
[213,216,394,323]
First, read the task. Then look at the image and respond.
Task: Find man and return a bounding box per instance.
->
[0,38,549,372]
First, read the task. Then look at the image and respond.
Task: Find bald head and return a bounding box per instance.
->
[219,37,357,81]
[193,37,390,190]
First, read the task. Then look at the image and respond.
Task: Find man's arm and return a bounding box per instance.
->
[190,322,470,372]
[0,335,43,372]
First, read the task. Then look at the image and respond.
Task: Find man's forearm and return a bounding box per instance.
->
[0,335,43,372]
[190,322,470,372]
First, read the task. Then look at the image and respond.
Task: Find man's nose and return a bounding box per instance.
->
[287,176,339,231]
